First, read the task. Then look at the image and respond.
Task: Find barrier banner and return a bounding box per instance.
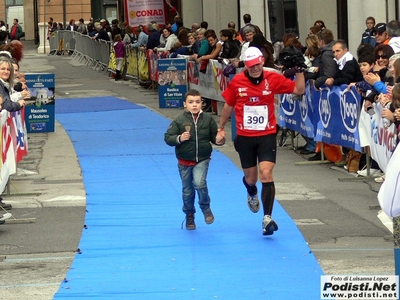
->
[187,60,228,101]
[125,0,165,28]
[358,102,396,173]
[158,58,187,108]
[24,73,55,133]
[279,80,315,138]
[314,85,361,151]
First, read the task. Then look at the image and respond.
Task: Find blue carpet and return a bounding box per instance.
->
[53,96,323,299]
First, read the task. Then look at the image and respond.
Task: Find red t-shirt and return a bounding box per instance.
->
[222,70,295,137]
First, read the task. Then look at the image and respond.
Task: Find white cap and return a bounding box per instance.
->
[244,47,263,67]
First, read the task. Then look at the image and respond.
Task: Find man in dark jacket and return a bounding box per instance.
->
[325,39,363,86]
[314,29,338,89]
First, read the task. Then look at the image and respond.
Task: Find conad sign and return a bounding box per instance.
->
[125,0,165,27]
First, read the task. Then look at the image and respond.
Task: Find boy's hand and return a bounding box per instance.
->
[180,131,190,142]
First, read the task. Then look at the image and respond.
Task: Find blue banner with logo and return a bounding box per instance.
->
[24,73,55,133]
[158,58,187,108]
[314,85,361,151]
[279,81,315,138]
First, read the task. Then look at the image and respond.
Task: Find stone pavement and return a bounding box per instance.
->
[0,41,395,300]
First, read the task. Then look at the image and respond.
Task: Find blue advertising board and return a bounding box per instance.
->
[24,73,55,133]
[158,58,187,108]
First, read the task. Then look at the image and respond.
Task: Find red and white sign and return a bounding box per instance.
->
[125,0,165,28]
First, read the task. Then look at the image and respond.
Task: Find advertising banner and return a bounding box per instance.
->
[125,0,165,28]
[24,73,55,133]
[158,58,187,108]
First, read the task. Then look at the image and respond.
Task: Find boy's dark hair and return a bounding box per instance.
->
[357,43,375,58]
[184,89,201,101]
[200,21,208,29]
[317,29,334,45]
[358,52,375,65]
[220,29,233,39]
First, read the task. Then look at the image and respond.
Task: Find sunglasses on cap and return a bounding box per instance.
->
[376,54,388,59]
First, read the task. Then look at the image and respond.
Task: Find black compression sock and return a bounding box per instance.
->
[261,182,275,216]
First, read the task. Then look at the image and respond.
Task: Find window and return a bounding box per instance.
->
[268,0,299,42]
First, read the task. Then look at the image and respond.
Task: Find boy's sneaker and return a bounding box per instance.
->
[185,214,196,230]
[375,175,385,183]
[203,208,214,224]
[262,215,278,236]
[0,201,12,210]
[247,194,260,213]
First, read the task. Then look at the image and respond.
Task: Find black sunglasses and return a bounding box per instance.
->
[376,54,388,59]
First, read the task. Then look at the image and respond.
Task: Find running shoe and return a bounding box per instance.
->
[262,215,278,236]
[247,193,260,213]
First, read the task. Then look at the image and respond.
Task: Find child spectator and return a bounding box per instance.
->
[169,41,189,58]
[164,89,224,230]
[113,34,125,81]
[304,45,320,78]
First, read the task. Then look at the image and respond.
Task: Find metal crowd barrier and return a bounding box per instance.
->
[48,30,150,81]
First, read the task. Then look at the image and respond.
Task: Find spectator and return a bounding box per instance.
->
[67,19,77,31]
[196,31,223,63]
[361,16,376,46]
[110,19,121,40]
[176,18,189,46]
[146,22,160,50]
[169,41,189,58]
[77,18,87,35]
[187,32,199,55]
[374,23,389,46]
[309,25,322,35]
[313,20,326,30]
[373,44,394,74]
[87,17,96,37]
[56,22,64,31]
[131,27,148,49]
[239,13,262,41]
[190,28,208,60]
[325,39,363,86]
[93,22,110,41]
[155,28,177,52]
[314,29,337,89]
[9,19,22,41]
[123,25,135,45]
[219,29,240,59]
[238,25,256,62]
[249,33,275,68]
[113,34,125,81]
[387,20,400,52]
[200,21,208,30]
[171,15,180,33]
[191,23,200,33]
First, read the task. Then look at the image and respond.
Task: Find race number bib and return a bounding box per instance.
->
[243,105,268,130]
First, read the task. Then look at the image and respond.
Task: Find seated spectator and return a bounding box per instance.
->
[155,28,178,52]
[219,29,240,59]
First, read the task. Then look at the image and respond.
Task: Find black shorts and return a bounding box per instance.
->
[234,134,277,169]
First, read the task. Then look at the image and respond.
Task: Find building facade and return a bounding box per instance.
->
[1,0,399,56]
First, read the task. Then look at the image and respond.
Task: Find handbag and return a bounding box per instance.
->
[223,63,236,77]
[345,149,362,173]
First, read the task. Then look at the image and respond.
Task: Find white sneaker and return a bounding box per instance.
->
[375,175,385,183]
[357,168,383,177]
[0,213,12,221]
[262,215,278,236]
[247,194,260,213]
